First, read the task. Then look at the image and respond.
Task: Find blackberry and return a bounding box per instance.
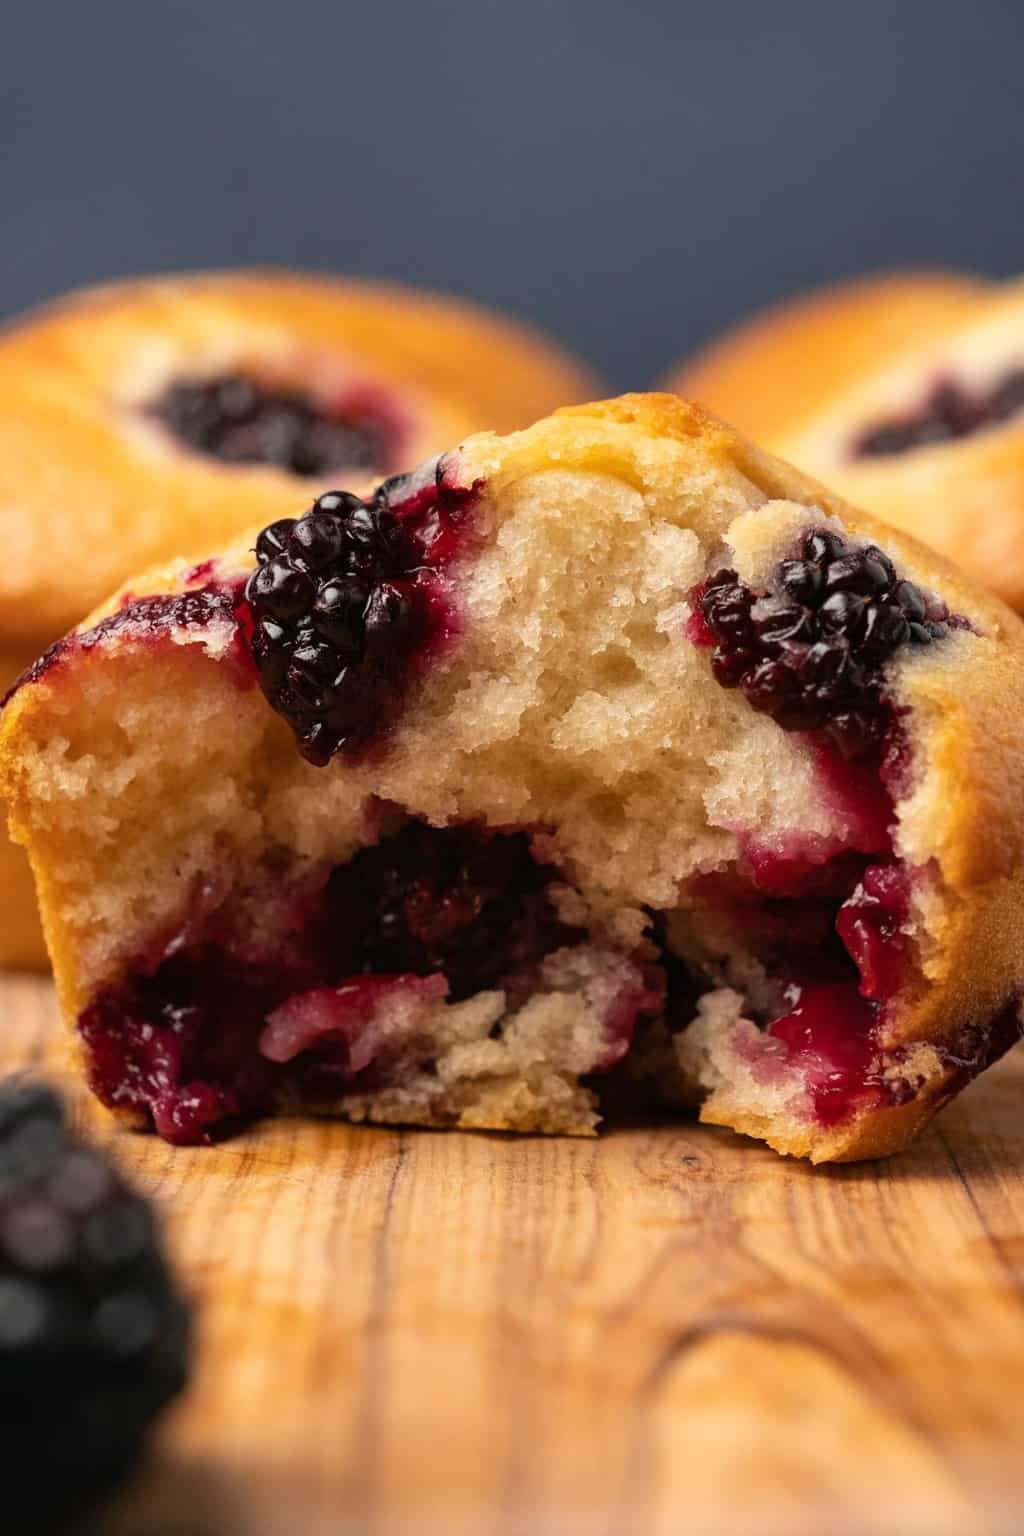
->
[79,821,580,1144]
[153,373,396,478]
[0,1079,189,1530]
[325,821,582,1001]
[854,368,1024,458]
[244,470,474,764]
[695,528,963,757]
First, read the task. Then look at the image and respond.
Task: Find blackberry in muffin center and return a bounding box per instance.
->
[244,467,477,764]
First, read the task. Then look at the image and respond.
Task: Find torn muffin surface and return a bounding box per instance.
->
[4,394,1024,1162]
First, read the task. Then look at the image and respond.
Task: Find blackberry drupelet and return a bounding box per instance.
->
[154,373,394,477]
[244,473,472,764]
[0,1079,189,1530]
[695,528,961,757]
[325,821,582,1001]
[853,368,1024,458]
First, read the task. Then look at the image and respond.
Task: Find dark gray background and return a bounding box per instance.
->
[2,0,1021,389]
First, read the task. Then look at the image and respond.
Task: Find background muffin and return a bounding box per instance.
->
[665,270,1024,609]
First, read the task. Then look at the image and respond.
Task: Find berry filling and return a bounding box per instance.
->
[746,844,911,1125]
[243,461,479,764]
[852,369,1024,458]
[766,983,881,1126]
[835,864,910,1003]
[690,527,963,760]
[616,821,1015,1133]
[764,985,1021,1126]
[672,839,1007,1128]
[684,528,969,1123]
[325,820,582,1000]
[76,809,1013,1143]
[77,821,626,1146]
[152,373,403,478]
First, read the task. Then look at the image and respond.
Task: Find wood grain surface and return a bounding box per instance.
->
[4,973,1024,1536]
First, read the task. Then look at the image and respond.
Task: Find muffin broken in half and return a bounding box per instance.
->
[3,395,1023,1161]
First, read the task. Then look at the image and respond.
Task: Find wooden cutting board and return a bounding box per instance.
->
[4,973,1024,1536]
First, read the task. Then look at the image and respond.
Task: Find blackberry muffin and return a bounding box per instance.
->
[665,270,1024,609]
[3,395,1023,1162]
[0,269,599,967]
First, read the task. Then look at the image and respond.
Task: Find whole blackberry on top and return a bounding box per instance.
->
[245,472,473,765]
[697,527,958,758]
[0,1079,189,1530]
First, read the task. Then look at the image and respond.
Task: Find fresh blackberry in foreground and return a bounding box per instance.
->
[0,1079,189,1530]
[853,368,1024,457]
[244,472,473,764]
[154,372,395,477]
[695,528,962,757]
